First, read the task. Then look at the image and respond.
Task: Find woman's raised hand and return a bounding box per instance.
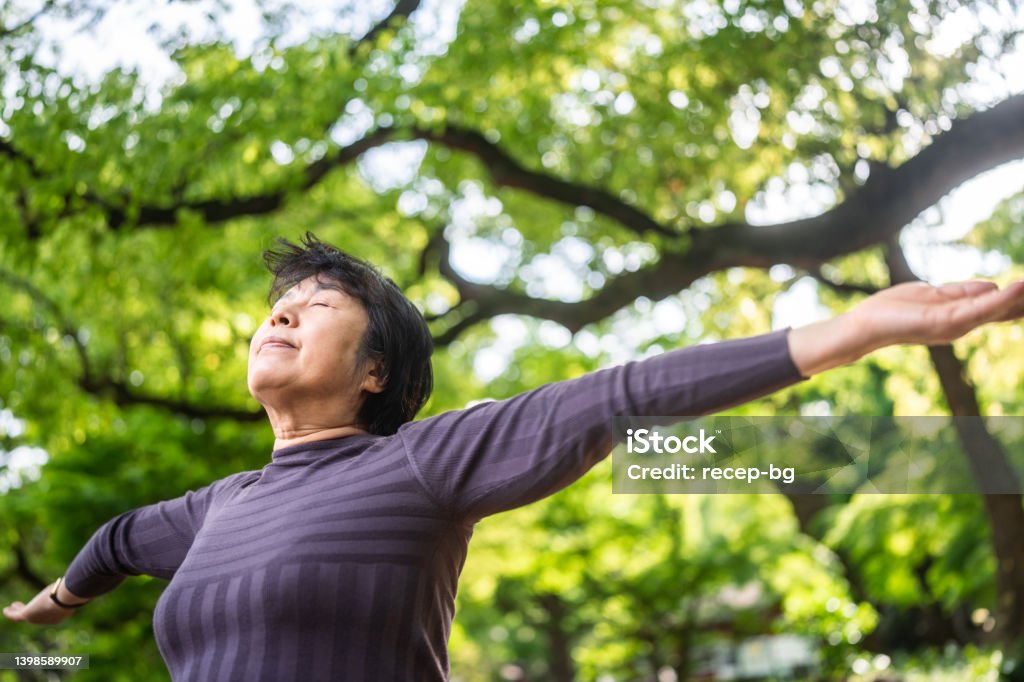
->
[853,278,1024,348]
[787,278,1024,379]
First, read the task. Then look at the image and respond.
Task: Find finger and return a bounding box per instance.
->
[992,280,1024,322]
[2,603,25,620]
[937,280,1000,299]
[892,280,992,304]
[972,281,1024,324]
[937,284,1016,330]
[983,286,1021,324]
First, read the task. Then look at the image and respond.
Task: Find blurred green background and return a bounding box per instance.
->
[1,0,1023,679]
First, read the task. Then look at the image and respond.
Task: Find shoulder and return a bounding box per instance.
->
[192,469,261,501]
[219,469,262,491]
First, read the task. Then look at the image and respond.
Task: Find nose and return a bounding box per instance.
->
[270,303,296,328]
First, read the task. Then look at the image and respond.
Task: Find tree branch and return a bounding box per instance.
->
[76,375,264,421]
[411,124,679,238]
[803,267,881,296]
[422,94,1024,340]
[109,127,396,229]
[8,92,1023,250]
[0,267,263,421]
[350,0,421,56]
[0,0,56,39]
[0,267,93,381]
[11,535,47,591]
[0,129,396,233]
[6,87,1024,346]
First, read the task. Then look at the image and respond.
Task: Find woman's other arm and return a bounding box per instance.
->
[2,471,252,624]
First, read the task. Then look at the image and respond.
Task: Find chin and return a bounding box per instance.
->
[247,372,293,398]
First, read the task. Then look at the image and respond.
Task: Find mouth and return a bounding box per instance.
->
[259,338,296,353]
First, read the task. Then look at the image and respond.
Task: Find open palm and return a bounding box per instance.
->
[855,279,1024,348]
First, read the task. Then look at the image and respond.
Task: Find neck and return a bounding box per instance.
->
[272,425,371,452]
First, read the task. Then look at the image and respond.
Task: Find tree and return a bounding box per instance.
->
[1,0,1023,679]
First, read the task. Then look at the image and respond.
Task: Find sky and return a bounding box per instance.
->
[1,0,1023,481]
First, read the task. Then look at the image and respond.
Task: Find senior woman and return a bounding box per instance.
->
[5,232,1024,680]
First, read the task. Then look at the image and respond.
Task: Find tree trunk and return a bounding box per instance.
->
[886,243,1024,645]
[537,592,575,682]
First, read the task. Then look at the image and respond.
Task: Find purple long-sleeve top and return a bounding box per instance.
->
[63,327,808,680]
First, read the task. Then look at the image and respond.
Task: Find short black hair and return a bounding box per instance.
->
[261,232,434,436]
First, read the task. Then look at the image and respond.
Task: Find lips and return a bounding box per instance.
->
[259,336,296,353]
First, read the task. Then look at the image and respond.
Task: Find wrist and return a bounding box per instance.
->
[788,312,871,378]
[843,305,892,355]
[50,576,90,609]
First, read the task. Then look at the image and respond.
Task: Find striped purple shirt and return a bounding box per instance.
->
[63,327,808,680]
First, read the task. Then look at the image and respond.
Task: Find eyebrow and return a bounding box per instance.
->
[275,281,344,306]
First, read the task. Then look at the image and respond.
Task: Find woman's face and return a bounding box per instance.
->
[247,275,379,409]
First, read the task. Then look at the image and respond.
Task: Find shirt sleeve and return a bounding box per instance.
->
[397,327,809,523]
[62,471,253,598]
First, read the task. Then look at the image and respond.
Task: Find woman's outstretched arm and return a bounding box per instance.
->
[398,278,1024,524]
[398,325,808,524]
[2,471,254,624]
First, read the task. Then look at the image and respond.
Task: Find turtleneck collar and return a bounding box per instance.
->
[269,433,381,467]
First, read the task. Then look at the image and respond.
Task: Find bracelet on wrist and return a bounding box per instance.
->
[49,576,87,610]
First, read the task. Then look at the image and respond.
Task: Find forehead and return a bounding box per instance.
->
[275,276,347,305]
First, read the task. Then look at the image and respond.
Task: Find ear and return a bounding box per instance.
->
[360,357,386,394]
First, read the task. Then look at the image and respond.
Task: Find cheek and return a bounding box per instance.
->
[308,340,358,381]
